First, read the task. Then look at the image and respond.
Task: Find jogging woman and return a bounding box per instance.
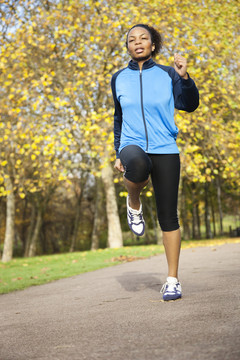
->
[111,24,199,301]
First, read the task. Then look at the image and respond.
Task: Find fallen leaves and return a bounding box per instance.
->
[12,277,23,282]
[110,255,146,263]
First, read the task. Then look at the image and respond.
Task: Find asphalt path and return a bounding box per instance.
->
[0,242,240,360]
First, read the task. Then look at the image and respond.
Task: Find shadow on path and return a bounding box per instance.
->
[116,271,162,293]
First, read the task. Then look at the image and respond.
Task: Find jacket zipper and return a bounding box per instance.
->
[139,69,148,152]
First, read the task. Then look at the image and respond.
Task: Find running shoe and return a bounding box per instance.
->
[160,277,182,301]
[126,195,145,236]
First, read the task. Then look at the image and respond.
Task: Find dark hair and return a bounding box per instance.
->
[126,24,163,58]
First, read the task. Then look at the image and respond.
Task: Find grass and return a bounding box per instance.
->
[0,238,239,295]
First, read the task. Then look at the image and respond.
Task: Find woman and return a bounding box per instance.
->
[111,24,199,301]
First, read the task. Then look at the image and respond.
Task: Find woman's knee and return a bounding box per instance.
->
[120,145,151,183]
[158,214,180,232]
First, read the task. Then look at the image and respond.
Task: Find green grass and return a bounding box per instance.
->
[0,238,239,295]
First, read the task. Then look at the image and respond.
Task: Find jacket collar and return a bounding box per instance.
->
[128,58,155,70]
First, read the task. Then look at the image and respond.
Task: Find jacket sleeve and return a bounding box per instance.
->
[170,68,199,112]
[111,72,123,158]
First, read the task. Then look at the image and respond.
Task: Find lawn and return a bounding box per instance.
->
[0,238,239,294]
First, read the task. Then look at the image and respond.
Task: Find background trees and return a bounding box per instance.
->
[0,0,239,261]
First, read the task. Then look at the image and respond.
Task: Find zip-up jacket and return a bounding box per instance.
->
[111,58,199,158]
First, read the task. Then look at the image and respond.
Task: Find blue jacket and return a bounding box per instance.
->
[111,58,199,158]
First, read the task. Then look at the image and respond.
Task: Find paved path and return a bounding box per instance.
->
[0,242,240,360]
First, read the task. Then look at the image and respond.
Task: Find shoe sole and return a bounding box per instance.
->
[163,294,182,301]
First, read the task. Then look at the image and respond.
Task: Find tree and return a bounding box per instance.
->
[0,0,239,258]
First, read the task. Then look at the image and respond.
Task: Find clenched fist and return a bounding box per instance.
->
[174,53,188,79]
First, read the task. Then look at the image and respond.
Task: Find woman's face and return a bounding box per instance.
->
[127,27,155,62]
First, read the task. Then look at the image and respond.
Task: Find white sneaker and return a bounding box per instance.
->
[126,195,145,236]
[160,277,182,301]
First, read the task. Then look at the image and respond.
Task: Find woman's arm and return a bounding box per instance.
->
[172,53,199,113]
[111,73,123,158]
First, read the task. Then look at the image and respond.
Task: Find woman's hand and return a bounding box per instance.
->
[114,158,125,173]
[174,53,188,79]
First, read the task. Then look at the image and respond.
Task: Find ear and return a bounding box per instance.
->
[152,43,155,52]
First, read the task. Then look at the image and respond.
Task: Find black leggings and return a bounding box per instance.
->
[120,145,180,232]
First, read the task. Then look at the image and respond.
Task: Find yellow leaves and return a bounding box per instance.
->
[64,52,75,59]
[0,0,238,196]
[38,35,45,42]
[32,102,39,111]
[58,174,67,181]
[29,186,39,193]
[60,136,69,145]
[146,191,152,197]
[1,161,7,167]
[4,80,12,87]
[77,61,86,68]
[73,115,79,121]
[44,172,52,179]
[119,191,128,198]
[54,98,68,109]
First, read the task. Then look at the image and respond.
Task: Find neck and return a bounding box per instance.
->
[134,56,152,70]
[138,61,144,71]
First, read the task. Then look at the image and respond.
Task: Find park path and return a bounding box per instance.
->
[0,242,240,360]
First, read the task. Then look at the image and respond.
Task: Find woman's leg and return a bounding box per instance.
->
[162,229,181,278]
[120,145,152,210]
[120,145,152,236]
[123,177,149,210]
[150,154,181,278]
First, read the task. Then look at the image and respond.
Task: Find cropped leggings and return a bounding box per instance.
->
[120,145,180,232]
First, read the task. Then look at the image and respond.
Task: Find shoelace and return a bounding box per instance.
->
[128,210,143,224]
[160,282,179,294]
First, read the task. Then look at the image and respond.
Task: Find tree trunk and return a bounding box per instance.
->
[24,204,36,257]
[91,177,101,250]
[69,179,86,252]
[191,183,201,239]
[145,198,162,245]
[69,192,82,252]
[192,203,198,239]
[0,198,5,258]
[204,182,213,239]
[28,206,43,257]
[101,163,123,248]
[156,218,163,245]
[210,191,216,237]
[27,187,55,256]
[2,177,15,263]
[180,177,191,240]
[196,203,201,239]
[150,199,157,243]
[216,177,223,235]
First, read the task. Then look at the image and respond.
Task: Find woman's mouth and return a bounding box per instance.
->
[135,48,144,54]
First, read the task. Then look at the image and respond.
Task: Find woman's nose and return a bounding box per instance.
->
[135,38,142,45]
